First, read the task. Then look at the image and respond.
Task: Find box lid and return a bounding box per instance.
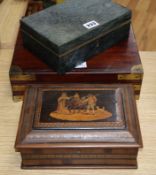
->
[21,0,131,55]
[15,84,142,151]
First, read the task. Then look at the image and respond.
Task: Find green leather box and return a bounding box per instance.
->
[21,0,131,74]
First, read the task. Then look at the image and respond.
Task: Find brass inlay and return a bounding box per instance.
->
[118,74,143,81]
[135,95,139,100]
[10,75,36,81]
[13,96,23,102]
[56,0,64,3]
[131,64,143,73]
[12,85,27,92]
[133,85,141,91]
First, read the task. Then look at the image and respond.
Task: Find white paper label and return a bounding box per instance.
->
[83,20,99,29]
[75,62,87,68]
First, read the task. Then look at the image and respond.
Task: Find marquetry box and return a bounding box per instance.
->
[20,0,131,74]
[15,84,142,169]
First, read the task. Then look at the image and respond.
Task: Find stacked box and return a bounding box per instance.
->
[20,0,132,74]
[15,84,142,169]
[10,27,143,101]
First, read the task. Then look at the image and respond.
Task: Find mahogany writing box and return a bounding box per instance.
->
[9,1,143,101]
[10,28,143,102]
[15,84,142,169]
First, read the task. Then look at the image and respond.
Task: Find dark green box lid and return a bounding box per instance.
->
[21,0,131,55]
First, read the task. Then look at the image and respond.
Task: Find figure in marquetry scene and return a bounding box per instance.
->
[50,92,112,121]
[69,93,82,113]
[56,92,70,113]
[85,94,97,114]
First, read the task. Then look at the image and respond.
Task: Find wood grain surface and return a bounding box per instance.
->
[114,0,156,51]
[0,0,28,48]
[0,49,156,173]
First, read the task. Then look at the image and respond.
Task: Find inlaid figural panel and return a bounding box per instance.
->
[34,87,125,129]
[49,91,112,121]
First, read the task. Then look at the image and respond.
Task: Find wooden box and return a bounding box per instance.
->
[10,27,143,102]
[21,0,131,74]
[15,84,142,169]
